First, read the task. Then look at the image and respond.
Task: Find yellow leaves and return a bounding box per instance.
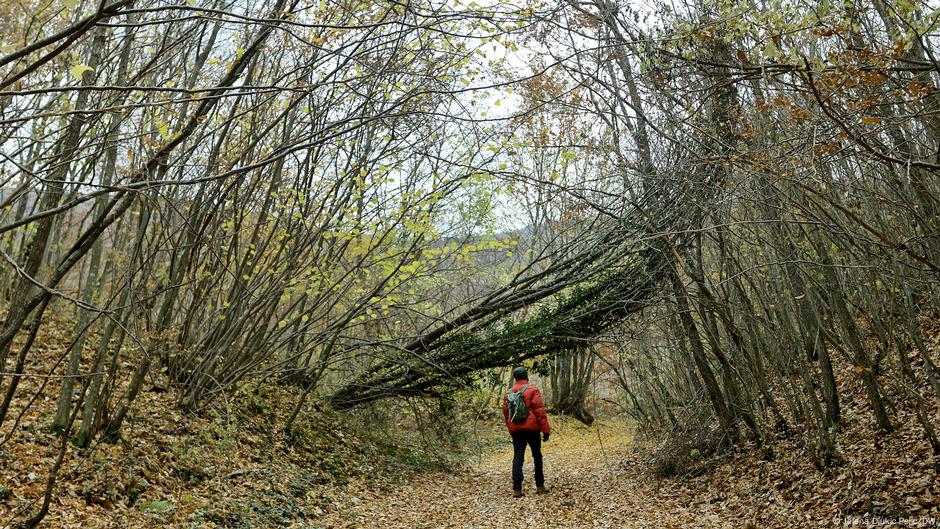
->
[69,64,93,81]
[861,116,881,125]
[762,38,780,59]
[469,171,490,183]
[398,260,424,275]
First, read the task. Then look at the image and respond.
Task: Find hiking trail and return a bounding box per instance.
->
[320,420,711,529]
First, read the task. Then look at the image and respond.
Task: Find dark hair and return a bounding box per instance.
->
[512,366,528,380]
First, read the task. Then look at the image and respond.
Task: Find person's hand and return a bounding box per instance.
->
[542,432,550,443]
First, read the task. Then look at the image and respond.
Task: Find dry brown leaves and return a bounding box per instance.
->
[320,419,709,529]
[2,317,938,528]
[0,322,392,529]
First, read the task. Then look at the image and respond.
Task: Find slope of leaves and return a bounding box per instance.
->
[638,351,940,527]
[0,315,475,528]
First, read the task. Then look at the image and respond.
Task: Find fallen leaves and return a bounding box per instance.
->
[319,419,708,529]
[2,318,937,528]
[318,391,938,529]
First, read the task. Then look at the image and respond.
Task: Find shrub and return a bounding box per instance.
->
[647,420,727,478]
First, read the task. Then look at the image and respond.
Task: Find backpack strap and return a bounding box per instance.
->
[508,384,528,396]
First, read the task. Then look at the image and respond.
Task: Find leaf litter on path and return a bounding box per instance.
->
[321,419,707,529]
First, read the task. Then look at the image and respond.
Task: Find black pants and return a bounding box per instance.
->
[511,430,544,490]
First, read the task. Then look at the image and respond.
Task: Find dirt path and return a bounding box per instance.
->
[321,420,711,529]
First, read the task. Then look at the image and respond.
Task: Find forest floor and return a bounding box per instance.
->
[1,315,938,528]
[320,412,940,529]
[2,391,938,528]
[319,419,708,529]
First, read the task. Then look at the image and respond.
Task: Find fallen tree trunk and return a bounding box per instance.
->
[328,243,670,408]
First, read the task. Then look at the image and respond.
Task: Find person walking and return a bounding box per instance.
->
[502,366,551,497]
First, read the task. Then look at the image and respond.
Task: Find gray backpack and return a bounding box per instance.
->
[506,384,530,423]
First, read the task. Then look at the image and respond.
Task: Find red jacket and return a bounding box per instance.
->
[502,379,551,434]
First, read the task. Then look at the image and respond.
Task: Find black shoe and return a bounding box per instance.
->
[513,488,523,498]
[536,485,549,494]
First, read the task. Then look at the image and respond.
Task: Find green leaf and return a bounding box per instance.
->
[140,500,174,513]
[763,39,780,60]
